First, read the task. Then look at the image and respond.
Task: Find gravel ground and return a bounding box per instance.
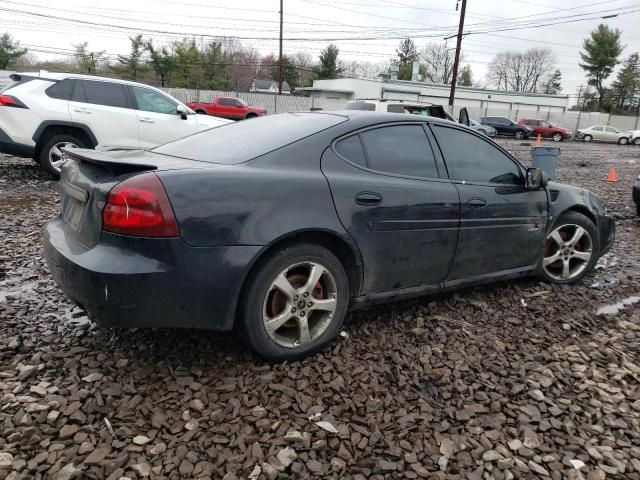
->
[1,140,639,480]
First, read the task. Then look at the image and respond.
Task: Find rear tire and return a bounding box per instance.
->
[583,135,593,143]
[245,113,257,119]
[237,243,349,361]
[195,109,207,115]
[38,134,87,179]
[634,137,640,145]
[538,211,599,285]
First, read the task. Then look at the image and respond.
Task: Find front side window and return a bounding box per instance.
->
[433,125,522,185]
[359,125,439,178]
[132,86,178,114]
[80,80,128,108]
[605,127,618,133]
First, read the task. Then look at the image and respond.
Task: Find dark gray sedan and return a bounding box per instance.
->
[44,112,614,361]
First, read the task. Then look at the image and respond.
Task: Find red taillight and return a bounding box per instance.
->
[102,173,179,237]
[0,95,17,107]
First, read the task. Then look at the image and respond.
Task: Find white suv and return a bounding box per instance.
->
[0,72,228,177]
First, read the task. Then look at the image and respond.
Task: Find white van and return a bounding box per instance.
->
[345,99,469,126]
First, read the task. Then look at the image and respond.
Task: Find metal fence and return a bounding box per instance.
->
[163,87,640,132]
[162,88,346,114]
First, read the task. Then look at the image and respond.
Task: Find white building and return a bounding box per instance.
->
[250,79,292,95]
[302,78,570,119]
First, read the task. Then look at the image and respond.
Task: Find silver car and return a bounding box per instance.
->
[470,119,496,137]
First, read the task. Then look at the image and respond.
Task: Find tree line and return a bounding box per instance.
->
[1,25,638,113]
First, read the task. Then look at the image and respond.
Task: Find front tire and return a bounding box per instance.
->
[618,137,629,145]
[514,130,525,140]
[195,109,207,115]
[38,134,87,179]
[583,134,593,143]
[237,243,349,361]
[633,137,640,145]
[538,211,599,284]
[552,132,563,142]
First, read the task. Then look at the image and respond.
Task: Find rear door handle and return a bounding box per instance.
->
[139,118,155,124]
[466,197,488,208]
[355,191,382,206]
[73,108,92,114]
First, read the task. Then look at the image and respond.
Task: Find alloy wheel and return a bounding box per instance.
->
[515,130,525,139]
[543,224,593,281]
[552,133,562,142]
[262,261,337,348]
[49,142,78,172]
[619,137,628,145]
[583,135,592,143]
[634,137,640,145]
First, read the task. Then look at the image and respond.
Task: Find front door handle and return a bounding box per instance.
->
[355,191,382,206]
[73,108,92,114]
[139,118,155,124]
[466,197,488,208]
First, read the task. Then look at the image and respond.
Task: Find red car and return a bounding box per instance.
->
[518,118,571,142]
[186,97,267,120]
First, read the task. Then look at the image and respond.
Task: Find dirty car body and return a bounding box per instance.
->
[43,112,615,358]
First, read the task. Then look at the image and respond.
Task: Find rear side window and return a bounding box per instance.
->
[359,125,438,178]
[335,135,366,166]
[345,101,375,111]
[432,125,521,184]
[79,80,128,108]
[154,112,346,164]
[45,79,75,100]
[592,126,603,131]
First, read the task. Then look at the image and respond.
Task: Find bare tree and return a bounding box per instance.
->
[340,59,386,79]
[420,42,459,84]
[292,52,314,87]
[488,48,556,93]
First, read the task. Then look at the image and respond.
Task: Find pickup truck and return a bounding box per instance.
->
[186,97,267,120]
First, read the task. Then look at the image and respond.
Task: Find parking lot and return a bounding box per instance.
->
[0,139,639,479]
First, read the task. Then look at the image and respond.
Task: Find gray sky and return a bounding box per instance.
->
[4,0,640,97]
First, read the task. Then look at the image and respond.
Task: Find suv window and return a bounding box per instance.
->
[335,135,366,166]
[45,79,75,100]
[345,101,375,111]
[218,97,235,106]
[433,125,521,185]
[78,80,128,108]
[132,86,178,114]
[359,124,438,178]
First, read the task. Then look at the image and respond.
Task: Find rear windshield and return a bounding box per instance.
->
[153,112,346,164]
[345,101,375,111]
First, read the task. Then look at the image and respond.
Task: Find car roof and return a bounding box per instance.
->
[14,71,169,94]
[316,110,461,128]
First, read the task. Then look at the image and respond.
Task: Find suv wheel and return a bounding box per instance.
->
[552,132,563,142]
[583,134,593,142]
[618,137,629,145]
[514,130,525,140]
[538,211,599,284]
[39,134,87,179]
[238,243,349,361]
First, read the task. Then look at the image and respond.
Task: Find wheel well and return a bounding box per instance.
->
[245,112,257,118]
[565,206,596,225]
[34,125,94,156]
[195,109,207,114]
[238,231,363,317]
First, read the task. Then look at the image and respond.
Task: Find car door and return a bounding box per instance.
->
[604,126,619,142]
[129,85,199,149]
[430,124,548,281]
[216,98,240,119]
[539,121,552,137]
[492,117,510,135]
[68,79,139,150]
[590,126,605,141]
[321,123,460,293]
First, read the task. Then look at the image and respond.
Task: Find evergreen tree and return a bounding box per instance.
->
[0,33,26,69]
[114,35,148,81]
[146,41,175,88]
[73,42,106,74]
[396,39,418,80]
[542,69,562,95]
[457,65,473,86]
[611,53,640,110]
[314,44,343,79]
[201,41,228,90]
[172,38,200,88]
[579,24,623,109]
[271,55,299,89]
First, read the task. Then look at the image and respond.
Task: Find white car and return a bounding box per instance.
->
[628,129,640,145]
[575,125,630,145]
[0,72,229,177]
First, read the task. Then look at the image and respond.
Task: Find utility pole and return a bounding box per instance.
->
[448,0,467,107]
[278,0,284,94]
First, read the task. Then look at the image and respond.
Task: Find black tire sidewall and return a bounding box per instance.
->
[583,135,592,142]
[39,134,87,179]
[618,137,628,145]
[238,243,349,361]
[537,211,600,284]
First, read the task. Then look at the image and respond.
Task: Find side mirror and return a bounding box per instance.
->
[176,105,188,120]
[458,107,470,127]
[525,167,548,190]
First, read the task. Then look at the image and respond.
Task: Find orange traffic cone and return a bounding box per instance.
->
[535,134,542,146]
[607,167,618,182]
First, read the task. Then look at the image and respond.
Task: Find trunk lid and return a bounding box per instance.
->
[58,149,216,248]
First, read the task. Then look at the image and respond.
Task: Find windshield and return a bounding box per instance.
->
[154,112,346,164]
